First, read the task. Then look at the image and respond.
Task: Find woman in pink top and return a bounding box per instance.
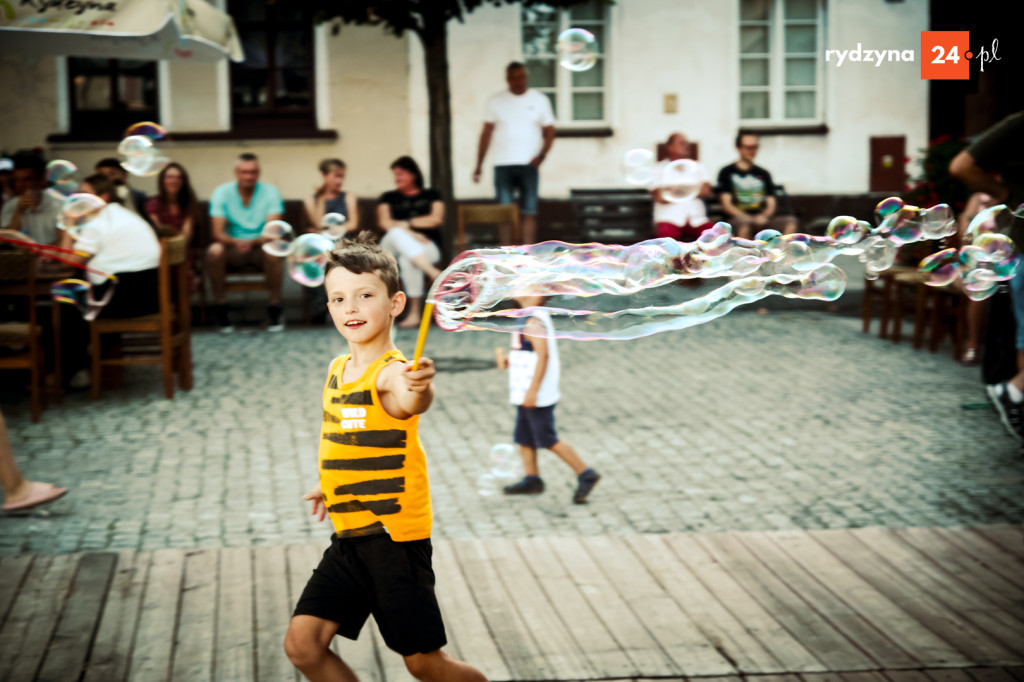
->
[146,162,200,290]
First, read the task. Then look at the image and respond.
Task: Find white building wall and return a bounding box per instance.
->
[413,0,929,200]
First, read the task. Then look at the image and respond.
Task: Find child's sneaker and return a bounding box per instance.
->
[573,468,601,504]
[503,476,544,495]
[987,382,1024,442]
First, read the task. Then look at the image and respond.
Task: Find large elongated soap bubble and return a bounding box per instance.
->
[426,200,959,340]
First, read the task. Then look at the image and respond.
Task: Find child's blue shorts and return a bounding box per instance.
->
[514,404,559,449]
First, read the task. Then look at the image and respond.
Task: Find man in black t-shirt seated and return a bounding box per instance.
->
[716,131,797,240]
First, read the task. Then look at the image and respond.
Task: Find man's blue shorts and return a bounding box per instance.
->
[494,164,539,216]
[514,404,559,449]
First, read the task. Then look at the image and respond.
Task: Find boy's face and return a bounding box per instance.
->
[325,267,405,343]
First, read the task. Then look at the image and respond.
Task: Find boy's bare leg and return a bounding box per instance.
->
[404,650,488,682]
[548,441,587,476]
[285,615,359,682]
[519,444,539,476]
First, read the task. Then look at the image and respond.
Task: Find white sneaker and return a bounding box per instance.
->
[267,321,285,332]
[69,369,91,389]
[218,324,235,334]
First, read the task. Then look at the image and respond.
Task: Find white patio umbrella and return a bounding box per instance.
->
[0,0,244,62]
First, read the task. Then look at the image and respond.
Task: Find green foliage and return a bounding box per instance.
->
[903,134,970,214]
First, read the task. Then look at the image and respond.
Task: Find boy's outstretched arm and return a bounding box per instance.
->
[379,357,436,419]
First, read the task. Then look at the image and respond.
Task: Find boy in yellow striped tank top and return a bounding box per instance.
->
[285,235,486,682]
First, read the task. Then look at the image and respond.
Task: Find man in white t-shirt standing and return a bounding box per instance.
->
[473,62,555,245]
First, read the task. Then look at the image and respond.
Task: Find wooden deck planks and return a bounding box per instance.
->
[82,550,150,682]
[624,533,783,674]
[128,548,185,682]
[581,534,736,677]
[35,553,117,682]
[170,550,218,682]
[811,529,1020,666]
[547,535,676,676]
[0,554,80,682]
[734,531,919,670]
[972,525,1024,561]
[697,532,876,671]
[252,545,294,682]
[213,547,255,682]
[664,532,828,673]
[764,530,971,667]
[1,524,1023,682]
[434,538,510,680]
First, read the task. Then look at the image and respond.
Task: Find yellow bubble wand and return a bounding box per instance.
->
[409,302,434,370]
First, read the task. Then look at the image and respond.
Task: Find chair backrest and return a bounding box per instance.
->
[157,234,190,334]
[0,249,37,327]
[456,203,520,251]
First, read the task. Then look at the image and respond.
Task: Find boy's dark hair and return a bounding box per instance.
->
[95,157,122,171]
[735,130,757,148]
[82,173,123,204]
[12,153,45,178]
[506,61,525,72]
[390,155,425,190]
[325,231,401,297]
[238,152,259,163]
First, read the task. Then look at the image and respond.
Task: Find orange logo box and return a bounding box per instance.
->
[921,31,971,80]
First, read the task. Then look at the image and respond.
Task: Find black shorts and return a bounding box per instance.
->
[293,533,447,656]
[514,404,559,449]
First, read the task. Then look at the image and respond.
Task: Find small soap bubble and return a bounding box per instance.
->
[797,264,845,301]
[117,135,169,177]
[826,216,867,245]
[622,148,655,185]
[920,248,960,287]
[61,193,106,239]
[286,233,333,287]
[45,160,78,197]
[320,212,348,240]
[261,220,295,257]
[123,121,167,141]
[875,196,904,222]
[557,28,597,72]
[659,159,703,203]
[476,472,499,497]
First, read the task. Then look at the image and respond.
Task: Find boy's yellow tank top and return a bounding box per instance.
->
[318,349,432,541]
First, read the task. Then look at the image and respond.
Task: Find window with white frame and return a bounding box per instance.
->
[739,0,823,123]
[521,1,608,124]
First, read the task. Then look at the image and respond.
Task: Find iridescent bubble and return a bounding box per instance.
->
[286,233,333,287]
[261,220,295,257]
[875,196,904,222]
[476,472,499,497]
[860,238,896,277]
[622,148,656,185]
[320,212,348,240]
[557,28,597,72]
[659,159,703,203]
[45,160,78,197]
[826,216,868,245]
[51,278,116,321]
[920,248,960,287]
[123,121,167,141]
[61,193,106,239]
[118,135,170,177]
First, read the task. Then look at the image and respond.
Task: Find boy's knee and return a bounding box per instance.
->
[403,651,439,680]
[283,626,324,669]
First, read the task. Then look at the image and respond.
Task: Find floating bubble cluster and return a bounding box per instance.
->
[622,148,656,186]
[426,199,962,340]
[51,278,117,321]
[261,219,295,257]
[557,28,597,72]
[45,160,78,198]
[476,444,521,497]
[918,203,1023,300]
[320,212,348,241]
[118,123,170,177]
[60,193,107,239]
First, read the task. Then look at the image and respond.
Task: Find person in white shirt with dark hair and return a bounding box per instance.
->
[473,61,555,245]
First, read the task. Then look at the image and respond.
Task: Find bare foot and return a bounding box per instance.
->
[3,481,68,512]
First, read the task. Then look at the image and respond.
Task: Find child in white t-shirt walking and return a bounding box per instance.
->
[496,295,600,504]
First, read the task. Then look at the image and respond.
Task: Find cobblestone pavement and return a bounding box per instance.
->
[1,304,1022,555]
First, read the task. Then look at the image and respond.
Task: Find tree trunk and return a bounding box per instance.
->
[417,18,455,260]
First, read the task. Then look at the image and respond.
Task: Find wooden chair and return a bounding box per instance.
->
[889,269,966,357]
[0,251,45,422]
[861,265,916,339]
[456,203,520,253]
[89,234,193,400]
